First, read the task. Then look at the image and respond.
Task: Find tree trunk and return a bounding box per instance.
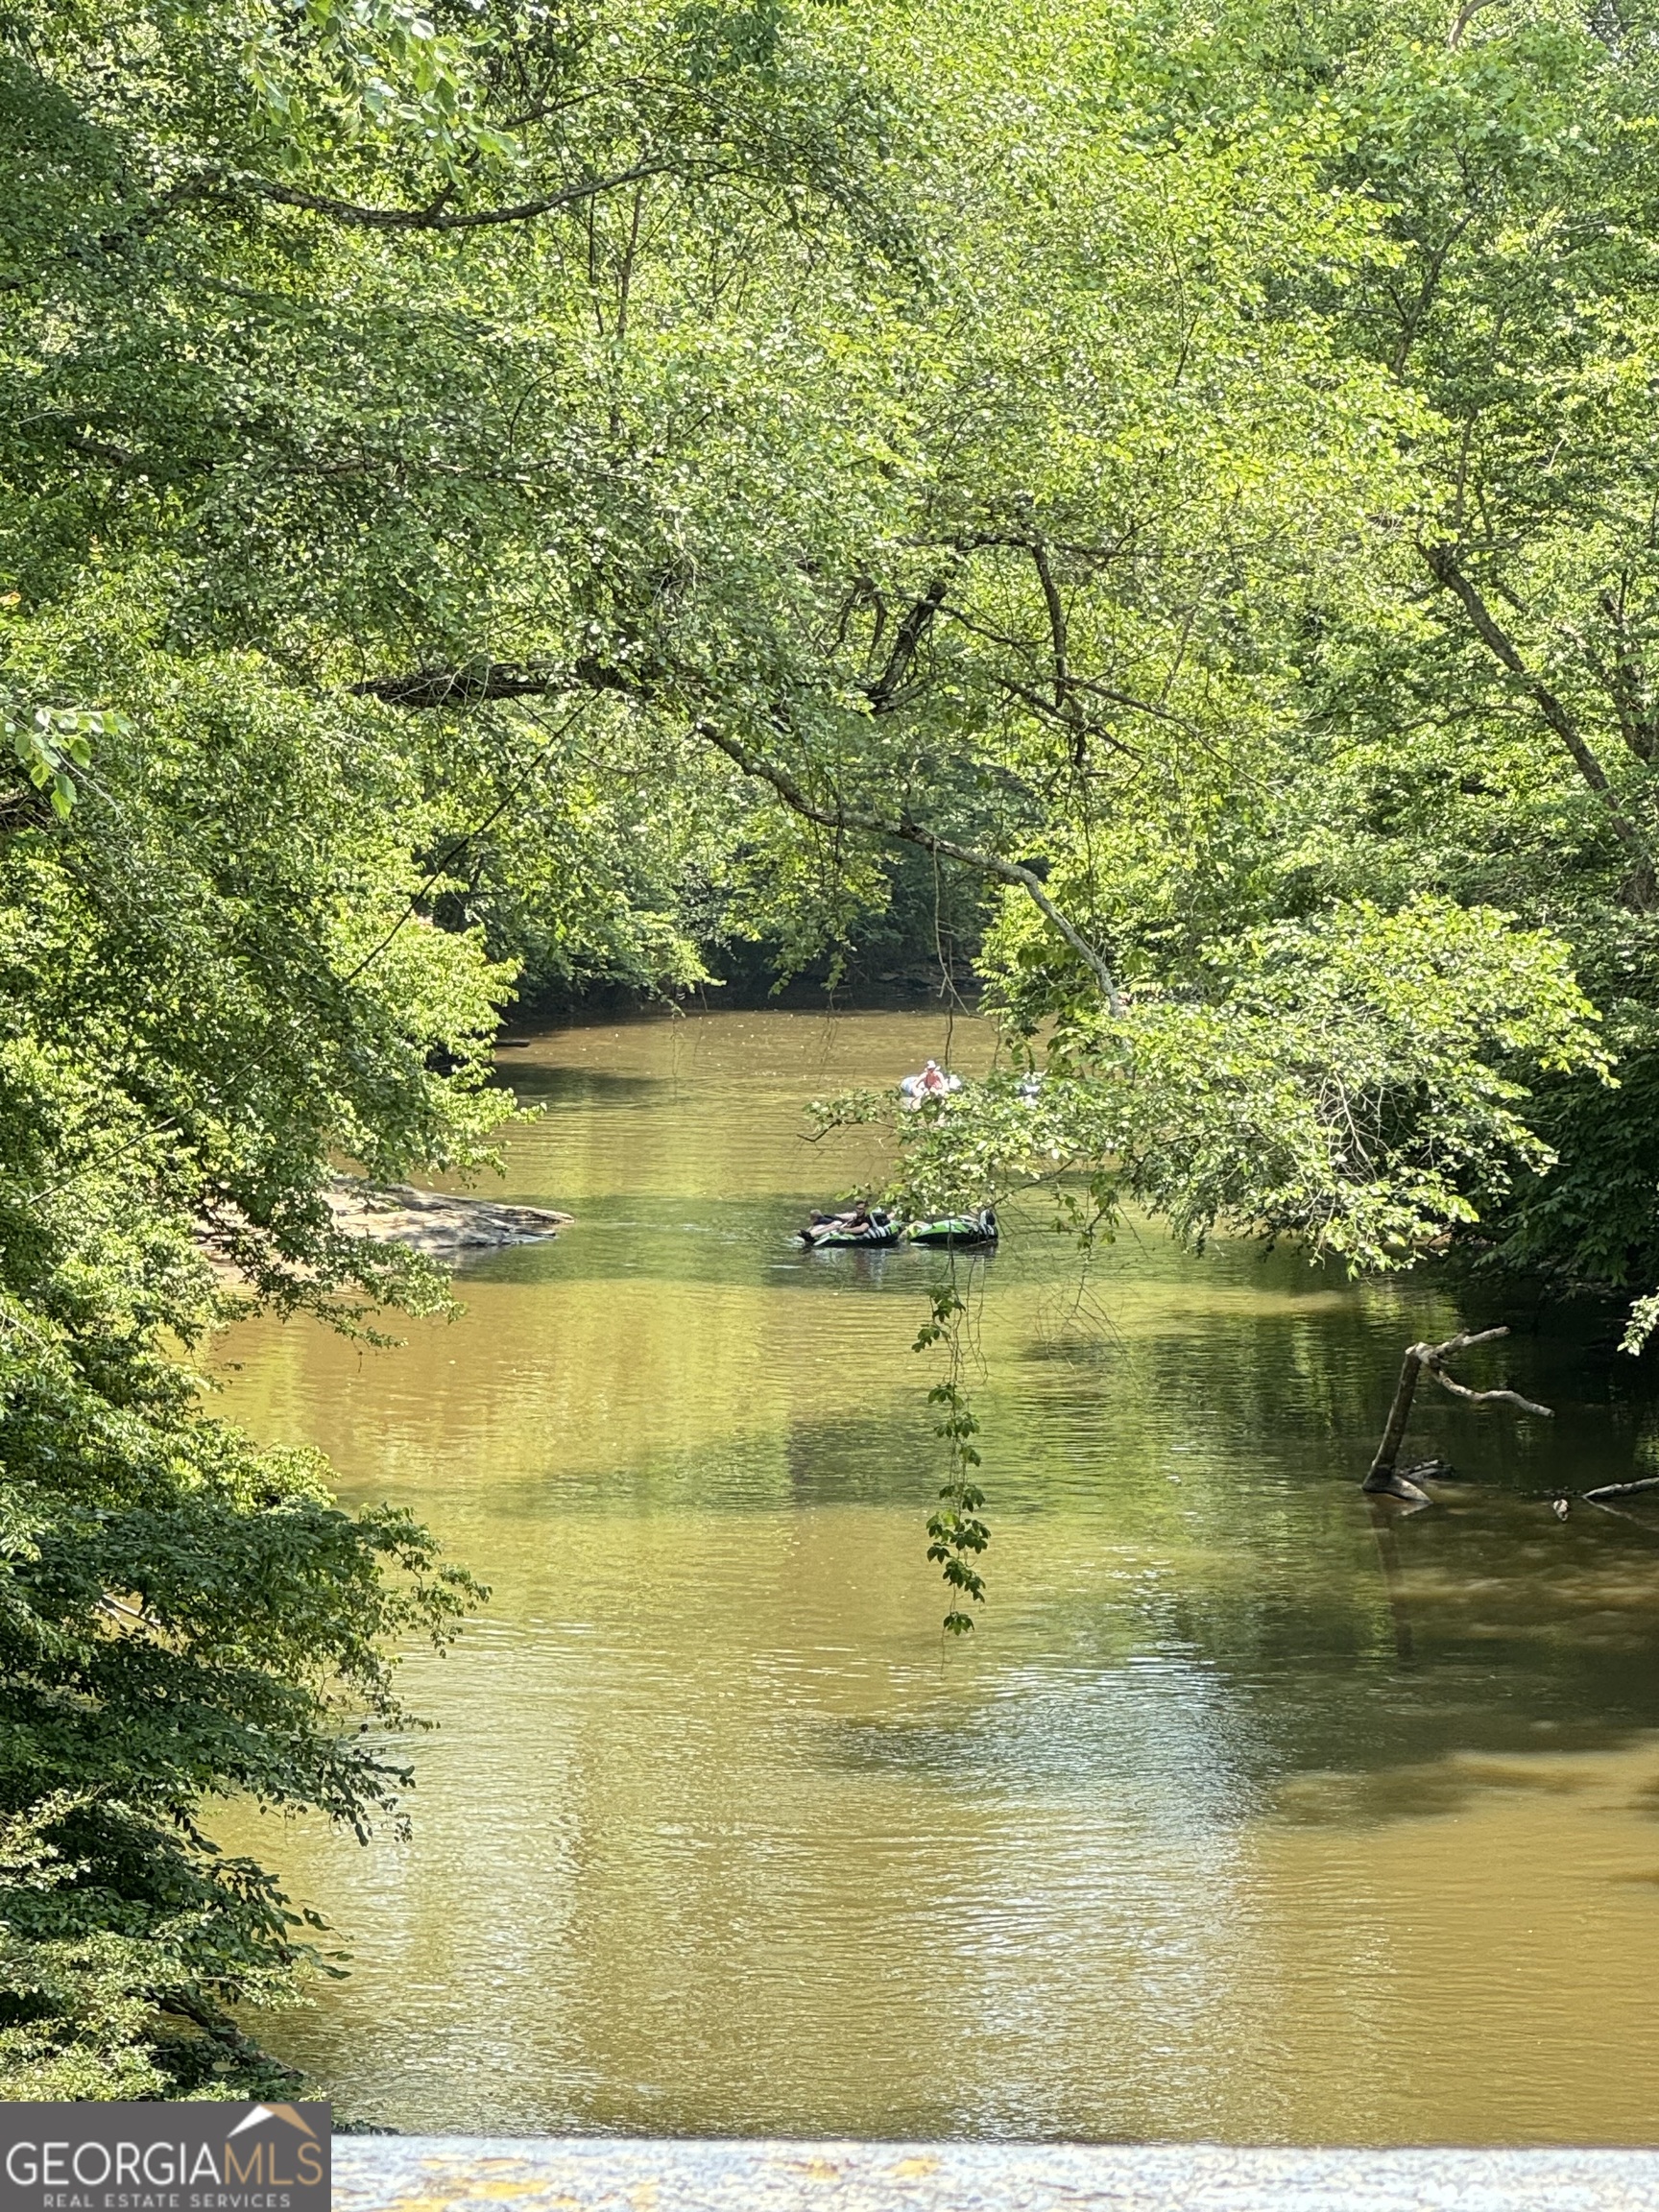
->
[1362,1345,1432,1500]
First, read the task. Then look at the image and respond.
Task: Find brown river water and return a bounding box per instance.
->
[216,1009,1659,2145]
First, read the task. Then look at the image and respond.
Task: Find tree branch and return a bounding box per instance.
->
[1029,541,1071,708]
[1426,1363,1553,1417]
[937,604,1192,731]
[353,662,557,707]
[866,576,950,712]
[1421,541,1656,903]
[1449,0,1502,45]
[693,719,1123,1013]
[244,160,692,231]
[1362,1324,1552,1498]
[1583,1476,1659,1503]
[991,675,1142,759]
[1594,585,1658,761]
[354,653,1124,1010]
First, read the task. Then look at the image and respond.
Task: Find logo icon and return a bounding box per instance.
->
[226,2108,320,2145]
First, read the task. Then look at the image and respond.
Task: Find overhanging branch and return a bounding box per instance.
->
[354,654,1125,1012]
[694,721,1123,1014]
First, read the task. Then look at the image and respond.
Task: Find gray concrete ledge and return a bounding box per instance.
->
[333,2136,1659,2211]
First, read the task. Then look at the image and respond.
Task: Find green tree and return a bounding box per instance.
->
[0,598,507,2093]
[6,0,1656,2086]
[1127,0,1659,1293]
[800,0,1646,1307]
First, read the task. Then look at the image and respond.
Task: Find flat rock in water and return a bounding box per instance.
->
[325,1179,570,1256]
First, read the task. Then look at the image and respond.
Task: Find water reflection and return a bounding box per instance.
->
[215,1011,1659,2146]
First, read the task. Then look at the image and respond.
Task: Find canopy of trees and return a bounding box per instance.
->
[4,0,1659,2095]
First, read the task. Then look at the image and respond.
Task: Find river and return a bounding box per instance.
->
[216,1008,1659,2145]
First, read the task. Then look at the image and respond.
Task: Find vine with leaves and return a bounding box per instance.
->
[914,1272,991,1633]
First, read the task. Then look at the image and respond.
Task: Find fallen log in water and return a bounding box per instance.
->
[1581,1476,1659,1503]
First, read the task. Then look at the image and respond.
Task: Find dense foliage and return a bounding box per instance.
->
[0,618,501,2091]
[5,0,1659,2095]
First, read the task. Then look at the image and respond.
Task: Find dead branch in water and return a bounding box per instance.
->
[1362,1327,1553,1502]
[1582,1475,1659,1503]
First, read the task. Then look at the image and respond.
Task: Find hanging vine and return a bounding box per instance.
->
[914,1274,991,1633]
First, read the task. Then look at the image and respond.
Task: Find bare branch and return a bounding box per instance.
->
[1582,1476,1659,1503]
[1426,1365,1553,1417]
[1362,1323,1552,1495]
[1428,1326,1509,1355]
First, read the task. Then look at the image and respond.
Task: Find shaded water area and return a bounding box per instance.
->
[217,1011,1659,2146]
